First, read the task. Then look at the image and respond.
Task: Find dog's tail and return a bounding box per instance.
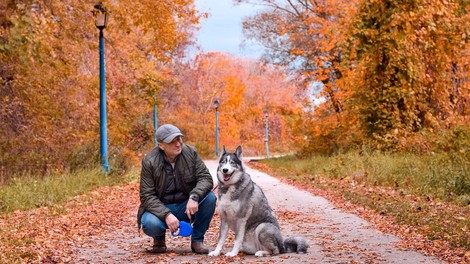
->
[283,236,309,254]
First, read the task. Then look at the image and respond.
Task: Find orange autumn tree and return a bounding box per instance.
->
[238,0,361,155]
[162,52,304,156]
[0,0,202,180]
[345,0,470,150]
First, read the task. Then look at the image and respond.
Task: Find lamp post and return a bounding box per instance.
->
[152,91,158,147]
[264,109,270,158]
[153,102,158,147]
[93,2,109,172]
[213,99,220,156]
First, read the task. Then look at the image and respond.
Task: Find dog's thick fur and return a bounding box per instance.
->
[208,146,308,257]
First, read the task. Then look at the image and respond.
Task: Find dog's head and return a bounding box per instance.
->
[217,145,244,185]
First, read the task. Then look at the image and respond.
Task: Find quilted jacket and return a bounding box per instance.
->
[137,144,213,229]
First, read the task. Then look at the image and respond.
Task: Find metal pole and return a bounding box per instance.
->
[99,28,109,172]
[153,104,158,147]
[215,107,219,156]
[265,114,269,158]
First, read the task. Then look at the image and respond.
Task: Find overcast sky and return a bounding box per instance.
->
[194,0,264,58]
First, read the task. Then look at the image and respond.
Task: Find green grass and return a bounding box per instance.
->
[264,151,469,205]
[0,167,136,214]
[257,151,470,252]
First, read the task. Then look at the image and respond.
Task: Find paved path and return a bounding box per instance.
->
[75,160,444,263]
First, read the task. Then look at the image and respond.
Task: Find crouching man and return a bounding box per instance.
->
[137,124,216,254]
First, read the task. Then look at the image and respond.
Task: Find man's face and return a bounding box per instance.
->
[158,136,183,161]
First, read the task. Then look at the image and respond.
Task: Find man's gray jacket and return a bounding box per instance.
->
[137,144,213,230]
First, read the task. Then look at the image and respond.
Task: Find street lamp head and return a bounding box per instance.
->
[213,99,220,110]
[92,2,108,29]
[264,109,268,118]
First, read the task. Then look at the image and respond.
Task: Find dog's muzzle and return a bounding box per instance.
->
[222,168,232,181]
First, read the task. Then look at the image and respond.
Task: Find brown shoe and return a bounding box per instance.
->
[191,241,209,254]
[147,239,166,253]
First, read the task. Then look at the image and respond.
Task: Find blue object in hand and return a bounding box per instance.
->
[171,221,193,237]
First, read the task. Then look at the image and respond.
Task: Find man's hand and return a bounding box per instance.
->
[185,199,199,219]
[165,213,179,232]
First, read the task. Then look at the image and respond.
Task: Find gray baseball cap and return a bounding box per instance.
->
[156,124,183,143]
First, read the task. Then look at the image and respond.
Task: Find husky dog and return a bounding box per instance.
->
[208,146,308,257]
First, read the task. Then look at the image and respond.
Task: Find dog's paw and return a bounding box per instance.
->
[225,251,238,257]
[255,250,269,257]
[208,250,220,257]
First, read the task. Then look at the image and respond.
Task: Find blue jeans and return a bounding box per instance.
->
[141,191,217,242]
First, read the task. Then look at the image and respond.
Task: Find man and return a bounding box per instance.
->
[137,124,216,254]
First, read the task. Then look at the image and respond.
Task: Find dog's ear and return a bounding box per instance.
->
[222,145,226,155]
[235,145,242,158]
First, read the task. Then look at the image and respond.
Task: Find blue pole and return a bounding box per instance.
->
[215,108,219,156]
[99,28,109,172]
[265,115,269,158]
[153,104,158,147]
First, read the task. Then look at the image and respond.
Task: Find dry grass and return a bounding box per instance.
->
[0,167,135,214]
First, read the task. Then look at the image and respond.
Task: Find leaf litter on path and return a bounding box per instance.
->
[0,160,456,263]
